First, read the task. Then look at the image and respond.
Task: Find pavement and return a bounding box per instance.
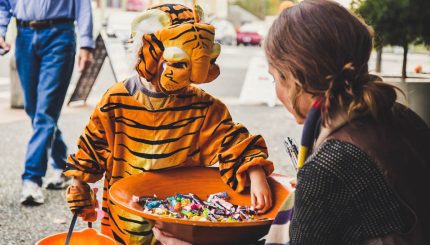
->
[1,40,429,243]
[0,44,301,244]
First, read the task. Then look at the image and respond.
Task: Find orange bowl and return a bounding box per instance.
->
[36,228,115,245]
[109,167,289,244]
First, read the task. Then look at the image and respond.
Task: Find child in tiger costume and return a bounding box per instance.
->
[64,3,274,244]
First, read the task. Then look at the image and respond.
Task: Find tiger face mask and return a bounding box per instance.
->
[132,4,221,94]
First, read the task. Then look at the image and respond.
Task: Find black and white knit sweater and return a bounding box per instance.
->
[289,140,408,245]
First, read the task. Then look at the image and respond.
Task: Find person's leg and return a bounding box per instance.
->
[22,24,76,186]
[15,27,42,185]
[15,28,39,120]
[46,24,76,171]
[51,128,67,170]
[46,127,70,189]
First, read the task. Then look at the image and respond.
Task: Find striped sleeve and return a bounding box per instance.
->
[64,94,112,183]
[265,191,295,245]
[199,99,274,192]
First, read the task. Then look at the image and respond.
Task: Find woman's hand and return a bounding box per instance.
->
[248,166,272,213]
[152,227,191,245]
[289,177,297,189]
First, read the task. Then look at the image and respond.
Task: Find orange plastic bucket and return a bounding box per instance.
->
[36,227,115,245]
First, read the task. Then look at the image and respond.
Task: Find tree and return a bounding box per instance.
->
[353,0,430,80]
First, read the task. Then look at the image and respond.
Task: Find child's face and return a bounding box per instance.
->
[151,58,189,94]
[268,64,313,124]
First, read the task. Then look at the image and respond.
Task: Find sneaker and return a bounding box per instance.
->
[46,168,70,190]
[20,180,44,205]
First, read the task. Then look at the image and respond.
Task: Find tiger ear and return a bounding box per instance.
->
[130,9,171,37]
[210,43,221,59]
[193,4,204,23]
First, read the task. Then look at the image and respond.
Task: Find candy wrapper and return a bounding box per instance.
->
[134,192,257,222]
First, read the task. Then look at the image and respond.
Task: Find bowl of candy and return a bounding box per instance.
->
[109,167,289,244]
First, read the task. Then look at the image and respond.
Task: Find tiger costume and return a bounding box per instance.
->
[133,4,220,94]
[64,4,274,244]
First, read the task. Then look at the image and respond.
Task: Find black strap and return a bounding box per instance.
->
[17,18,74,29]
[65,212,79,245]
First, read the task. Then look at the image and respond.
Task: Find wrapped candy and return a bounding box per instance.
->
[146,200,162,209]
[135,192,256,222]
[207,192,228,202]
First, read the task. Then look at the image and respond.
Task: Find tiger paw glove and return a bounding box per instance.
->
[66,183,98,222]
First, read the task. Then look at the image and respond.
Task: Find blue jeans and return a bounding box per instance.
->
[15,23,76,186]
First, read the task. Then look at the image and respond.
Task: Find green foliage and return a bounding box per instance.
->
[353,0,430,47]
[353,0,430,78]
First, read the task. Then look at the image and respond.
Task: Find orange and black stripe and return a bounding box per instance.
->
[65,75,273,243]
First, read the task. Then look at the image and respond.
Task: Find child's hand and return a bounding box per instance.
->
[66,178,98,222]
[248,166,272,213]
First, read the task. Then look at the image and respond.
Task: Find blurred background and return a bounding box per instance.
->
[0,0,429,243]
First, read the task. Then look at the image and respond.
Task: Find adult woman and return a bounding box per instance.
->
[265,0,430,244]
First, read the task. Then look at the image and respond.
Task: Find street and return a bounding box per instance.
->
[0,44,300,244]
[0,39,429,243]
[0,50,10,102]
[0,0,429,242]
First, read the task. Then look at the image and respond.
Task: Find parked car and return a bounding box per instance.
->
[237,31,262,46]
[236,22,264,46]
[210,19,237,46]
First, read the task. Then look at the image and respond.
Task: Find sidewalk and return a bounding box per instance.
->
[0,83,300,245]
[0,82,99,125]
[0,77,9,97]
[0,42,302,243]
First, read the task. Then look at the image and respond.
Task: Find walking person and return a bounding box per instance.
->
[0,0,95,205]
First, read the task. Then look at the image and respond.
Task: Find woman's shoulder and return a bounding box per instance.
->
[299,140,407,239]
[297,140,373,202]
[304,139,393,193]
[305,140,371,177]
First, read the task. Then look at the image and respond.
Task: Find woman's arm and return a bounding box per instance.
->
[152,227,191,245]
[289,159,348,244]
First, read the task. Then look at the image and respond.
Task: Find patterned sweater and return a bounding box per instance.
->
[64,76,274,244]
[289,140,407,245]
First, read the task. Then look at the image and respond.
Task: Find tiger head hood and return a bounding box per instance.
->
[131,4,221,94]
